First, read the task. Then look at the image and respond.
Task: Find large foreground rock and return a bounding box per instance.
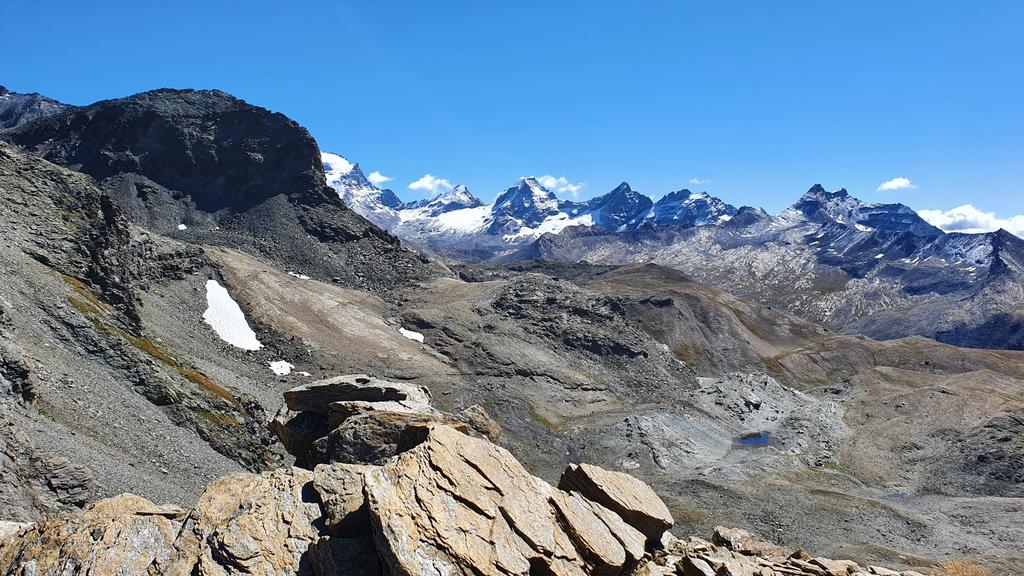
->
[154,467,325,575]
[365,424,651,576]
[560,462,674,541]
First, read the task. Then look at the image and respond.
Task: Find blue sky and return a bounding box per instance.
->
[3,1,1023,229]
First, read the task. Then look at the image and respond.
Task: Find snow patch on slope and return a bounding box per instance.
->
[202,280,262,351]
[399,328,424,343]
[269,360,294,375]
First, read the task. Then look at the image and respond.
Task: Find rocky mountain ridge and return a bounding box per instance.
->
[324,155,738,256]
[331,157,1024,349]
[508,186,1024,350]
[1,89,441,293]
[0,86,70,130]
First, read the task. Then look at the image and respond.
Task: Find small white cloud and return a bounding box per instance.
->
[689,178,710,186]
[877,177,916,191]
[919,204,1024,236]
[368,171,392,187]
[408,174,454,195]
[536,175,585,198]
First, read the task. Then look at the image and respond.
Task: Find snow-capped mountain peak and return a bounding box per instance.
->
[581,182,653,231]
[790,184,941,236]
[322,151,404,229]
[405,184,484,217]
[322,152,356,182]
[649,188,738,226]
[494,178,560,212]
[431,184,483,210]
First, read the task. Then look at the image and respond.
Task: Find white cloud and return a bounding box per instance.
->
[408,173,454,195]
[368,171,392,187]
[689,178,710,186]
[919,204,1024,236]
[877,177,916,191]
[536,175,585,198]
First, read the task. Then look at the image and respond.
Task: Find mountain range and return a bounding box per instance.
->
[328,153,1024,351]
[323,153,736,252]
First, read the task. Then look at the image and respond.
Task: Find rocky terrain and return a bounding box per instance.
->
[0,85,1020,573]
[0,377,931,576]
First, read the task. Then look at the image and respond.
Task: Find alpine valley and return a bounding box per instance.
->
[0,85,1022,576]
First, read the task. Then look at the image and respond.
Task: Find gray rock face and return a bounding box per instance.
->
[0,140,281,521]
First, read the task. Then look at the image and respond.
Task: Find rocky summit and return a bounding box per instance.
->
[0,377,921,576]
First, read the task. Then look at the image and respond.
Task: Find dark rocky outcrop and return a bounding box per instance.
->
[2,88,441,292]
[270,374,499,468]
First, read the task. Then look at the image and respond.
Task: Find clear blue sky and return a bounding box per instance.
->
[3,1,1022,222]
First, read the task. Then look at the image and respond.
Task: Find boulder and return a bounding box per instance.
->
[364,424,652,576]
[453,403,502,441]
[313,409,437,465]
[283,374,432,414]
[712,526,788,561]
[677,556,717,576]
[559,462,674,541]
[154,467,324,575]
[0,494,183,575]
[272,375,502,469]
[811,557,862,574]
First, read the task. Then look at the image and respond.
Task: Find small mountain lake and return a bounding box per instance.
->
[733,431,780,449]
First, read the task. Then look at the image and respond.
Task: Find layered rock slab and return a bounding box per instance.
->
[364,423,654,576]
[560,463,673,541]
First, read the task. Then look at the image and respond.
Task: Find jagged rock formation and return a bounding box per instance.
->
[649,527,928,576]
[0,377,917,576]
[2,89,440,292]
